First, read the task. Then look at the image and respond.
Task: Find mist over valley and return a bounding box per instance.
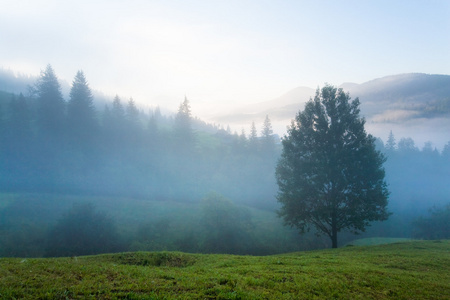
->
[0,67,449,257]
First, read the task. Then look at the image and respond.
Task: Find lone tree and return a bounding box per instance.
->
[276,85,390,248]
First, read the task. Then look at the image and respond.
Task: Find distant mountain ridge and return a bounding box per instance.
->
[342,73,450,122]
[215,73,450,125]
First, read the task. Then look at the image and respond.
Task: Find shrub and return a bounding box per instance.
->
[45,203,123,257]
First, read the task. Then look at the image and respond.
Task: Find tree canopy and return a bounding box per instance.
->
[276,85,390,248]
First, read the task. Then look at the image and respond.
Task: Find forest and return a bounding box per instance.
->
[0,65,449,257]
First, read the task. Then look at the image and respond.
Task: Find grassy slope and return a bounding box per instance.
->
[1,240,449,299]
[345,237,413,247]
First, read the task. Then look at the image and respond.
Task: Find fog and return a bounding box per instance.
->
[0,68,449,257]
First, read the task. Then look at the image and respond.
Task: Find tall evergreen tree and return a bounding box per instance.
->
[125,98,142,146]
[67,71,98,147]
[103,95,126,149]
[111,95,125,124]
[174,96,194,147]
[35,64,65,138]
[385,130,396,152]
[249,121,258,152]
[261,115,275,154]
[276,85,390,248]
[236,128,248,154]
[125,98,140,132]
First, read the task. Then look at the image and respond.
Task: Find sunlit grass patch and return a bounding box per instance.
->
[1,240,449,299]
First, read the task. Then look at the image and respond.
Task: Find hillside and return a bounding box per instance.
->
[1,240,449,299]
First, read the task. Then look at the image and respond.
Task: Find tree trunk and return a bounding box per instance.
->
[331,226,338,248]
[331,213,338,248]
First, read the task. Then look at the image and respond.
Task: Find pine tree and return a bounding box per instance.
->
[174,96,194,148]
[125,98,142,146]
[103,95,126,149]
[385,130,396,152]
[111,95,125,122]
[35,64,66,138]
[238,128,248,154]
[249,121,258,152]
[67,70,98,147]
[126,98,140,127]
[261,115,275,154]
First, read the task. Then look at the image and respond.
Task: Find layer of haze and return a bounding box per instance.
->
[1,0,449,118]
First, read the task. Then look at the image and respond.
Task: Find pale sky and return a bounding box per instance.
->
[1,0,449,117]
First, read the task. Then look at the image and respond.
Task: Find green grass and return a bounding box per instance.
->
[345,237,413,246]
[1,240,449,299]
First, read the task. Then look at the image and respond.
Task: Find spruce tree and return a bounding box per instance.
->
[385,130,396,152]
[67,70,98,147]
[249,121,258,152]
[261,115,275,154]
[35,64,65,138]
[174,96,194,148]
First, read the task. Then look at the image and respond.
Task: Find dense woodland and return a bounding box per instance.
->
[0,65,449,257]
[0,65,279,209]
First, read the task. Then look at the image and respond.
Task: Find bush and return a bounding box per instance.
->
[45,203,124,257]
[199,192,254,254]
[413,203,450,240]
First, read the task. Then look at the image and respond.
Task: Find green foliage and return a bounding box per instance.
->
[413,203,450,240]
[0,240,448,299]
[276,85,390,248]
[45,203,124,257]
[0,193,311,257]
[199,192,254,254]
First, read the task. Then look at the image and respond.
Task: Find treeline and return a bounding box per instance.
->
[366,132,450,238]
[0,193,318,257]
[0,65,279,209]
[1,65,449,256]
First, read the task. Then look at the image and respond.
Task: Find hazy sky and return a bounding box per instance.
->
[1,0,449,116]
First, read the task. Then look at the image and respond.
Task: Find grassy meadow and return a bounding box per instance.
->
[1,240,449,299]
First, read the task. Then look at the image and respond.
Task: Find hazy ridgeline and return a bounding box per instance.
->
[0,67,449,257]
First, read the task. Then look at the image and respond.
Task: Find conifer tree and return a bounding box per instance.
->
[111,95,125,122]
[126,98,140,127]
[67,70,98,146]
[249,121,258,152]
[35,64,65,138]
[385,130,396,152]
[261,115,275,154]
[174,96,194,147]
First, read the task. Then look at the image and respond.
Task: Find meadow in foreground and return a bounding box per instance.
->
[0,240,449,299]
